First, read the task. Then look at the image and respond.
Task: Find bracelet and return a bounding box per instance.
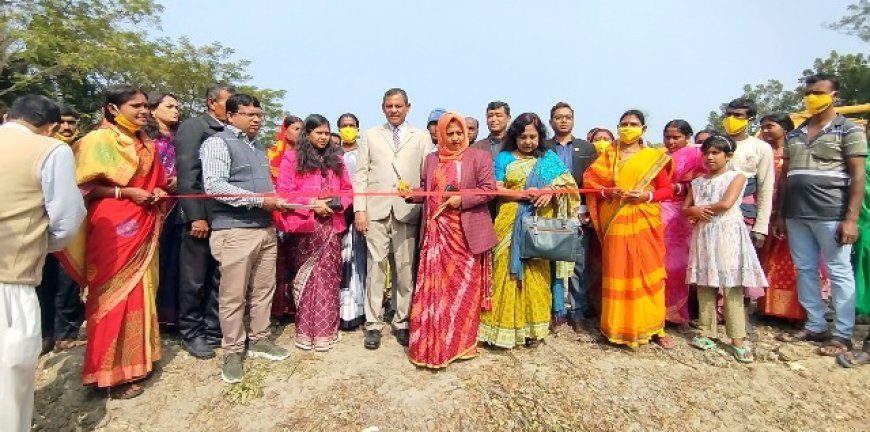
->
[114,186,121,199]
[674,183,682,196]
[600,189,607,198]
[646,192,653,202]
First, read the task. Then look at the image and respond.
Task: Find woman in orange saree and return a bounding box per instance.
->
[584,110,675,349]
[59,85,168,399]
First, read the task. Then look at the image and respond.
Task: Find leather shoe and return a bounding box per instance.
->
[395,329,409,347]
[182,337,215,359]
[364,330,382,350]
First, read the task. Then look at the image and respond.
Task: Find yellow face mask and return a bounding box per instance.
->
[53,131,79,144]
[804,93,834,115]
[617,126,643,144]
[722,116,749,136]
[110,104,141,133]
[339,126,359,144]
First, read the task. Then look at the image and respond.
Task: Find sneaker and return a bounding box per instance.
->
[364,330,382,350]
[221,353,244,384]
[247,339,290,361]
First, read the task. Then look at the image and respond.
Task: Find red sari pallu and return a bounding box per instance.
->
[409,161,491,368]
[59,125,166,388]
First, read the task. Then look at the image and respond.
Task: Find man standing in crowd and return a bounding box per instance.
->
[35,103,85,355]
[546,102,597,333]
[465,116,480,145]
[776,73,867,356]
[201,93,290,384]
[721,97,775,336]
[174,84,235,359]
[0,95,86,432]
[354,88,432,349]
[471,101,511,159]
[426,108,446,147]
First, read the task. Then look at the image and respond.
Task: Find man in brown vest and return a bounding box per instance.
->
[0,95,86,432]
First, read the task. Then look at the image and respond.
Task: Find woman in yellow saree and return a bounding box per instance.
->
[478,113,580,348]
[584,110,675,349]
[59,85,168,398]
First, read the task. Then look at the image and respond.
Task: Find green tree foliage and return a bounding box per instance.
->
[829,0,870,42]
[0,0,285,134]
[706,51,870,129]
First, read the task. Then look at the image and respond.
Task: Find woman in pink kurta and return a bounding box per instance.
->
[661,120,705,325]
[276,114,353,351]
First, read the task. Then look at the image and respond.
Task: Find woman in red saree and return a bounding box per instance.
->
[270,115,303,319]
[406,113,497,368]
[59,85,167,399]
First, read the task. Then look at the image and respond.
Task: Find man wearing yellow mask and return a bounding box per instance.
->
[36,103,85,356]
[53,104,80,145]
[721,98,774,339]
[722,98,775,251]
[775,73,867,357]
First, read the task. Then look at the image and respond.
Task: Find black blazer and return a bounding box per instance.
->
[546,138,597,204]
[175,114,225,223]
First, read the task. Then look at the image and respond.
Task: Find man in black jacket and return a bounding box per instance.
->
[173,84,235,358]
[546,102,598,334]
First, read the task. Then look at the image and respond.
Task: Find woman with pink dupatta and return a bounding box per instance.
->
[661,120,705,326]
[276,114,353,351]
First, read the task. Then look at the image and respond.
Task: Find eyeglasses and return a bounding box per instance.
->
[232,112,263,120]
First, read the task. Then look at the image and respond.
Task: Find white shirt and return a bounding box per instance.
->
[0,123,86,251]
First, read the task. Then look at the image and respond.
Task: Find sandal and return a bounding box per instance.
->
[691,336,717,351]
[106,382,144,400]
[653,334,677,350]
[818,337,853,357]
[730,345,754,363]
[836,351,870,368]
[776,329,832,343]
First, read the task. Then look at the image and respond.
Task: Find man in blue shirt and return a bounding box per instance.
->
[546,102,597,334]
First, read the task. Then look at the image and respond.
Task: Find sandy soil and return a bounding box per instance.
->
[33,319,870,432]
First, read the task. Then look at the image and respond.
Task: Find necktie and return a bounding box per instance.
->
[392,126,401,151]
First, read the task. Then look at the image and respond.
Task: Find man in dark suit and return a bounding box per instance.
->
[470,101,510,159]
[546,102,597,333]
[173,84,235,358]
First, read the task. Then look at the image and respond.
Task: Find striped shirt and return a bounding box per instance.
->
[783,114,867,220]
[199,125,266,208]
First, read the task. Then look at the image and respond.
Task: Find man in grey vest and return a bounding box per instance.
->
[200,94,289,384]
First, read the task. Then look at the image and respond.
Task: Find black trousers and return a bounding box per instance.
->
[177,223,222,342]
[35,254,83,341]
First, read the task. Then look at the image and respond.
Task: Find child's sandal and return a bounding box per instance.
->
[730,344,754,363]
[691,336,716,351]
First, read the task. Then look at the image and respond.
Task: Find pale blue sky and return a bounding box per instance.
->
[159,0,867,141]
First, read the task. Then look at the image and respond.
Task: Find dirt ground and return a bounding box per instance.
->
[34,318,870,432]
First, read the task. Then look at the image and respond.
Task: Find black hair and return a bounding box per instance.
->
[206,84,236,101]
[330,132,341,141]
[549,102,573,119]
[337,113,359,128]
[663,119,693,138]
[759,113,795,134]
[282,115,302,129]
[382,88,408,105]
[295,114,344,176]
[503,112,550,158]
[144,91,179,139]
[700,134,737,154]
[225,94,260,113]
[7,94,61,127]
[804,73,841,91]
[58,103,79,119]
[619,109,646,126]
[694,128,717,143]
[726,98,758,118]
[102,84,147,124]
[486,101,511,116]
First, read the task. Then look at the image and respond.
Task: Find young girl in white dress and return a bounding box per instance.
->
[684,135,768,363]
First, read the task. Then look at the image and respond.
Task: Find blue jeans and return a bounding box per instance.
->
[785,219,856,339]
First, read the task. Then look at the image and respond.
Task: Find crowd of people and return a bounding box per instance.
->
[0,72,868,431]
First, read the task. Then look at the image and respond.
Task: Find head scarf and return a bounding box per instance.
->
[436,112,469,161]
